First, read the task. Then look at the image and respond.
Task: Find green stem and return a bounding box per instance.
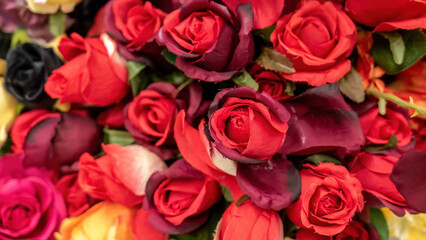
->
[365,86,426,117]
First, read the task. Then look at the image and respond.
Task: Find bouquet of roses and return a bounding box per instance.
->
[0,0,425,239]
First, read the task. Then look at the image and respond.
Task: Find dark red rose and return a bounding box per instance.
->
[56,173,90,217]
[45,33,129,107]
[359,107,412,147]
[345,0,426,32]
[287,163,364,236]
[125,81,208,160]
[10,109,100,169]
[350,152,408,216]
[97,102,127,128]
[144,159,221,234]
[157,0,254,82]
[248,64,291,101]
[271,1,356,86]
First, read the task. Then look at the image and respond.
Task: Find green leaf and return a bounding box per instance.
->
[0,136,13,157]
[371,29,426,74]
[232,71,259,91]
[303,154,342,165]
[338,67,365,103]
[256,47,295,74]
[365,135,398,151]
[11,28,31,48]
[370,208,389,240]
[381,32,405,65]
[284,80,296,97]
[235,194,251,206]
[103,128,135,146]
[126,61,147,96]
[220,185,234,203]
[49,11,67,37]
[254,25,276,42]
[162,48,177,65]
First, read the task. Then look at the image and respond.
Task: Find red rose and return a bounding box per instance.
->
[208,87,290,163]
[79,144,167,207]
[359,107,412,147]
[214,200,283,240]
[96,102,127,128]
[144,159,222,234]
[271,1,356,86]
[248,64,291,101]
[345,0,426,32]
[45,33,128,106]
[157,0,254,82]
[56,173,90,217]
[295,229,332,240]
[350,152,407,215]
[287,163,364,236]
[335,221,370,240]
[110,0,166,51]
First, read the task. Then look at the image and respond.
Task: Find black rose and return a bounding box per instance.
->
[5,43,63,108]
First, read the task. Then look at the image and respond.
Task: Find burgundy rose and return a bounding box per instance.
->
[144,159,222,234]
[125,81,208,160]
[157,0,254,82]
[271,1,357,86]
[248,64,291,101]
[0,154,66,239]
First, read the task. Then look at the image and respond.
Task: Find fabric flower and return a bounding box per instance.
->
[0,154,66,239]
[5,43,62,108]
[78,144,167,207]
[271,1,357,86]
[287,163,364,236]
[144,159,221,234]
[45,33,129,107]
[26,0,82,14]
[157,0,254,82]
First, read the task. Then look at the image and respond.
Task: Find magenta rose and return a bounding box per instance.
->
[157,0,254,82]
[0,154,66,239]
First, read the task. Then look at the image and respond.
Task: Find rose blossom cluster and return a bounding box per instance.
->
[0,0,425,239]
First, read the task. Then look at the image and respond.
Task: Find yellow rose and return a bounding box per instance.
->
[55,202,137,240]
[26,0,82,14]
[0,75,17,148]
[382,208,426,240]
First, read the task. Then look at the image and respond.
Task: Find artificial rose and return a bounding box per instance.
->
[157,0,254,82]
[222,0,286,29]
[125,81,208,160]
[0,76,17,148]
[107,0,165,51]
[271,1,357,86]
[345,0,426,32]
[350,152,408,216]
[5,43,62,108]
[55,201,136,240]
[287,163,364,236]
[79,144,167,207]
[44,33,129,107]
[248,64,291,101]
[359,106,412,147]
[144,159,221,234]
[207,86,290,163]
[10,109,100,169]
[26,0,82,14]
[214,200,284,240]
[56,173,90,217]
[0,154,66,239]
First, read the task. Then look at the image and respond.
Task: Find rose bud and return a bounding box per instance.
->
[207,86,290,163]
[125,81,208,160]
[350,152,409,216]
[144,159,222,234]
[346,0,426,32]
[214,200,284,240]
[157,0,255,82]
[359,106,412,147]
[5,43,63,108]
[287,163,364,236]
[271,1,357,86]
[44,33,129,107]
[248,64,291,101]
[10,109,101,169]
[56,173,91,217]
[0,154,66,239]
[79,144,167,207]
